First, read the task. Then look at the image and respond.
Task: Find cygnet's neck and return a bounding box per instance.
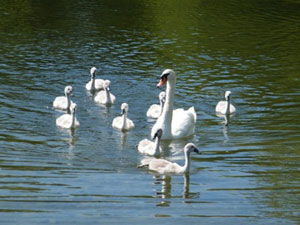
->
[159,98,165,117]
[104,88,112,104]
[160,79,175,138]
[121,112,127,130]
[90,77,95,90]
[225,97,231,114]
[153,136,161,156]
[182,150,191,173]
[70,111,76,128]
[66,93,71,111]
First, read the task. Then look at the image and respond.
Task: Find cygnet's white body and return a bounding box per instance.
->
[151,69,197,140]
[56,103,80,129]
[85,67,106,91]
[53,86,74,111]
[112,103,135,131]
[146,91,166,119]
[216,91,236,114]
[137,129,163,157]
[140,143,199,174]
[94,80,116,104]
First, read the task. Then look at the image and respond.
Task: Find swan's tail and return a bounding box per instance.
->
[188,106,197,122]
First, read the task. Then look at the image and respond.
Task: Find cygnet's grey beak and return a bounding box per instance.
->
[194,147,200,154]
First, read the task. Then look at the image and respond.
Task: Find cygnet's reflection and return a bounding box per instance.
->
[152,173,198,206]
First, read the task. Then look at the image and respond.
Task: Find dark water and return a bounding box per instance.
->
[0,0,300,224]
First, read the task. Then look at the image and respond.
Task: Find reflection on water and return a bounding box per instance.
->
[0,0,300,224]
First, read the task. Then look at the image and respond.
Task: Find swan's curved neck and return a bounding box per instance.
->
[70,112,76,128]
[225,97,231,114]
[66,93,71,110]
[90,78,95,90]
[153,136,161,156]
[160,79,175,138]
[105,88,112,104]
[159,99,165,117]
[121,112,127,130]
[182,150,191,173]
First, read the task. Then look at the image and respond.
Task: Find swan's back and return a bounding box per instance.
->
[171,106,197,139]
[146,104,161,119]
[148,158,183,174]
[215,101,236,114]
[56,114,80,129]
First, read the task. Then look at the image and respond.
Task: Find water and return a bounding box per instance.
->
[0,0,300,224]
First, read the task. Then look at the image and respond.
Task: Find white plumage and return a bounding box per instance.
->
[139,143,199,174]
[53,86,74,112]
[56,103,80,129]
[146,91,166,119]
[112,103,135,131]
[137,129,162,157]
[85,67,106,91]
[94,80,116,104]
[215,91,236,114]
[151,69,197,140]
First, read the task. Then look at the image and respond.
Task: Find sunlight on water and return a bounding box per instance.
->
[0,0,300,224]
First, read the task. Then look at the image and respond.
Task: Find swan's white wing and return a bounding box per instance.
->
[53,96,66,109]
[126,118,135,130]
[56,114,72,128]
[137,139,154,154]
[94,79,105,90]
[112,116,123,130]
[216,101,236,114]
[94,91,106,104]
[146,104,161,119]
[171,107,196,139]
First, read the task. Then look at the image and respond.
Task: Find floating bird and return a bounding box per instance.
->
[56,103,80,129]
[85,67,106,92]
[53,86,73,112]
[146,91,166,119]
[215,91,236,114]
[151,69,197,140]
[139,143,199,174]
[112,103,135,131]
[137,129,163,157]
[94,80,116,104]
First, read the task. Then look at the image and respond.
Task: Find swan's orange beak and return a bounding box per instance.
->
[157,76,167,88]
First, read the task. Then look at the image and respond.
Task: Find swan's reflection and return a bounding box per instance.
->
[152,173,198,207]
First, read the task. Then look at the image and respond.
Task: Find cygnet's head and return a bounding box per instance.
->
[70,103,77,114]
[103,80,111,91]
[152,128,163,140]
[225,91,232,100]
[159,91,166,102]
[64,86,73,96]
[184,143,200,154]
[157,69,176,88]
[121,103,129,115]
[90,67,97,78]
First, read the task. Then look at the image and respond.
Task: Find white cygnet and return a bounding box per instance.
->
[94,80,116,104]
[112,103,135,131]
[215,91,236,114]
[139,143,199,174]
[53,86,73,111]
[146,91,166,119]
[137,129,163,157]
[85,67,106,92]
[56,103,80,129]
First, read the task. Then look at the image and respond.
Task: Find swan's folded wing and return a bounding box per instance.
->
[171,107,196,138]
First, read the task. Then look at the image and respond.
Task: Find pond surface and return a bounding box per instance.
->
[0,0,300,224]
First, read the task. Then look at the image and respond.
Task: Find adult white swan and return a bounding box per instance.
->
[139,143,199,174]
[215,91,236,114]
[112,103,135,131]
[137,129,163,157]
[94,80,115,104]
[53,86,73,112]
[85,67,106,92]
[56,103,80,129]
[151,69,197,140]
[146,91,166,119]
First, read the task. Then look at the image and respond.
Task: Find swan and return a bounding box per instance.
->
[112,103,135,131]
[53,86,73,112]
[94,80,116,104]
[151,69,197,140]
[137,129,163,157]
[146,91,166,119]
[85,67,106,92]
[56,103,80,129]
[139,143,199,174]
[215,91,236,114]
